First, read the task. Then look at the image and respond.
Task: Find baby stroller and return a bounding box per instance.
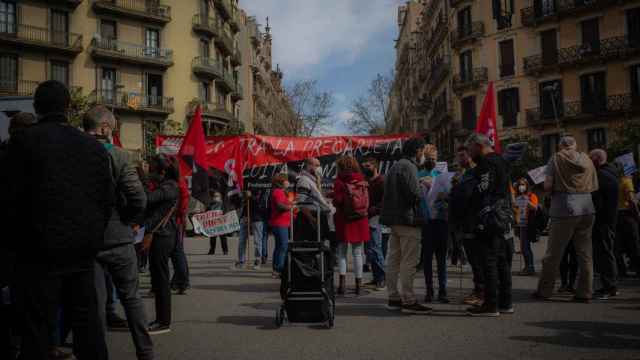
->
[276,204,335,328]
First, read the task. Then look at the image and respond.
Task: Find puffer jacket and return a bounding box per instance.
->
[99,139,147,249]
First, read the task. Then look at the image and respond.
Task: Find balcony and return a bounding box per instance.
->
[453,67,488,94]
[190,100,235,124]
[0,23,83,56]
[214,28,234,56]
[231,82,243,101]
[90,38,173,69]
[428,101,453,130]
[216,72,236,93]
[424,0,442,21]
[192,14,219,37]
[33,0,83,8]
[192,57,223,79]
[523,36,640,76]
[521,0,619,27]
[451,22,484,49]
[0,79,40,97]
[92,0,171,25]
[90,90,174,115]
[214,0,233,21]
[249,23,261,47]
[526,93,640,126]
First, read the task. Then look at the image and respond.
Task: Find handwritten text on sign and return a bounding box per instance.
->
[192,210,241,237]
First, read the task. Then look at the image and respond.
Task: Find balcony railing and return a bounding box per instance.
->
[214,26,234,56]
[453,67,488,94]
[0,22,83,54]
[427,56,451,93]
[192,57,223,79]
[0,79,40,97]
[90,38,173,68]
[192,14,219,37]
[526,94,640,126]
[217,72,236,92]
[191,100,234,123]
[451,22,484,49]
[90,89,174,114]
[524,36,640,75]
[92,0,171,24]
[521,0,618,27]
[214,0,233,20]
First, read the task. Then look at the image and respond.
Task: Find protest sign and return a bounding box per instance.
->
[527,165,547,185]
[192,210,241,237]
[435,162,448,173]
[615,153,637,176]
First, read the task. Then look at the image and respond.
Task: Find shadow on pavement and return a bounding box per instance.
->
[510,321,640,350]
[216,316,279,330]
[191,283,279,293]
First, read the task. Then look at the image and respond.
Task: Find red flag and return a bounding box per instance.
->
[475,82,501,153]
[112,133,122,148]
[178,106,210,205]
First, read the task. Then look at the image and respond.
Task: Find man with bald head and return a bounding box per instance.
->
[589,149,620,299]
[83,105,154,359]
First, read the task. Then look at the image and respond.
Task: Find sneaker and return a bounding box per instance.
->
[252,260,261,271]
[271,271,281,279]
[147,321,171,335]
[230,262,244,270]
[595,287,618,300]
[467,304,500,317]
[386,300,402,311]
[173,288,188,295]
[499,307,515,314]
[402,303,433,315]
[107,315,128,330]
[207,250,215,255]
[375,281,386,291]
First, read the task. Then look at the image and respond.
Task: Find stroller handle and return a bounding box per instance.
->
[290,202,323,243]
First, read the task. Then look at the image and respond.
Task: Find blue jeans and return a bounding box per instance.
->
[272,226,289,273]
[422,220,448,293]
[238,220,268,263]
[518,226,534,272]
[366,225,386,282]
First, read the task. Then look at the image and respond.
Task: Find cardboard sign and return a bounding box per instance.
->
[615,153,637,176]
[527,165,547,185]
[435,162,448,173]
[192,210,241,237]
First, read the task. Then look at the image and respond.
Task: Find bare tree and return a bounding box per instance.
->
[284,80,334,136]
[346,72,393,135]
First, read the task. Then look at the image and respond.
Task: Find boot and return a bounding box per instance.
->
[337,275,346,295]
[355,278,362,296]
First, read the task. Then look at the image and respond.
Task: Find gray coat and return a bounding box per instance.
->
[102,142,147,249]
[380,158,422,227]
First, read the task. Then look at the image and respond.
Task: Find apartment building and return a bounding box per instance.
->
[0,0,294,155]
[391,0,640,161]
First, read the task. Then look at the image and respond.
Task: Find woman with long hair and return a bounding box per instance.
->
[332,156,370,295]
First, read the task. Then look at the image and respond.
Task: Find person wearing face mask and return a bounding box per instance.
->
[207,191,229,255]
[294,158,333,243]
[381,137,432,314]
[514,178,539,276]
[270,174,293,277]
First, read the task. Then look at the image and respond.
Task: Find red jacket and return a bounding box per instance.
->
[333,172,371,244]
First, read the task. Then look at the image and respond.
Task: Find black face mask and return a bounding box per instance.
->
[363,168,374,178]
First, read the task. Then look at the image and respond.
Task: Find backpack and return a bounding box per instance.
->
[344,180,369,222]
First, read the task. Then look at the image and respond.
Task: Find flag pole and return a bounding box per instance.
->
[246,195,251,269]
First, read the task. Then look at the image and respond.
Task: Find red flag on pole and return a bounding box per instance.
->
[178,106,210,205]
[475,82,501,153]
[112,133,123,148]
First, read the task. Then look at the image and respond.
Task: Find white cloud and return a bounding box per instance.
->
[241,0,402,79]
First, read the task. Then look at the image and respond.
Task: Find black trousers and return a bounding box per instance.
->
[616,212,640,275]
[149,231,176,326]
[463,234,485,292]
[593,223,618,290]
[97,244,154,360]
[560,241,578,288]
[209,235,228,254]
[477,230,513,309]
[14,260,107,360]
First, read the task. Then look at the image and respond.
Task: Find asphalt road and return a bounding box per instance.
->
[105,236,640,360]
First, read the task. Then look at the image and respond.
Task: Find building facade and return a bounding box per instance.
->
[0,0,294,155]
[390,0,640,161]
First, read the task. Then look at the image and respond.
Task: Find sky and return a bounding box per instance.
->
[240,0,403,135]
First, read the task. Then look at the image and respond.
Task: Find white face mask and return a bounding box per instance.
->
[314,166,323,178]
[417,155,426,166]
[518,185,527,193]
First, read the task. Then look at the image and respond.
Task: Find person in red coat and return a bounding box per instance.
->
[332,156,370,296]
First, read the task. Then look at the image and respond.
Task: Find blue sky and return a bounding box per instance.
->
[241,0,403,135]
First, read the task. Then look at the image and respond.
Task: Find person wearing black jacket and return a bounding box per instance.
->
[144,155,180,335]
[83,105,154,359]
[2,81,114,359]
[589,149,620,299]
[465,133,514,317]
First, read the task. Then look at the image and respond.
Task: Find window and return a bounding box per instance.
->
[587,128,606,151]
[498,88,519,128]
[50,61,68,86]
[458,7,471,36]
[499,39,515,77]
[627,7,640,45]
[145,28,160,57]
[541,29,558,66]
[459,50,472,82]
[0,1,16,33]
[0,54,17,91]
[580,72,606,114]
[146,73,163,107]
[493,0,514,30]
[101,67,116,103]
[200,81,210,102]
[51,10,69,46]
[461,96,476,130]
[542,133,560,163]
[535,0,556,18]
[200,0,209,18]
[581,18,600,53]
[632,65,640,105]
[539,79,563,120]
[100,20,117,50]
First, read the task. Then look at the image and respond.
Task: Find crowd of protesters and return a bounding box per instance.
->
[1,80,640,358]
